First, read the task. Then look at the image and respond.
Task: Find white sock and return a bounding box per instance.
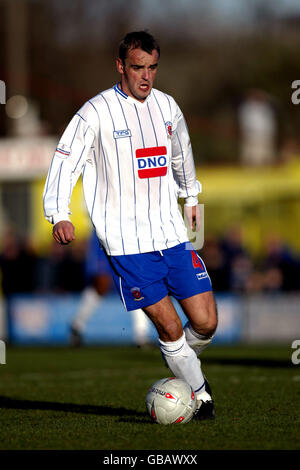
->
[183,321,214,357]
[196,358,212,404]
[159,332,206,398]
[131,309,150,346]
[73,287,102,332]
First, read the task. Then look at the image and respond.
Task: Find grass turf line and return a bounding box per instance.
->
[0,345,299,450]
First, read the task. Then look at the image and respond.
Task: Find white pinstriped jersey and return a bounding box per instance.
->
[43,84,201,255]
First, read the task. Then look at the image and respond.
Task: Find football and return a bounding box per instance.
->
[145,377,197,425]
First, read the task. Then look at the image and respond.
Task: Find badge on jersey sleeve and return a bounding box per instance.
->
[54,143,71,159]
[136,146,167,179]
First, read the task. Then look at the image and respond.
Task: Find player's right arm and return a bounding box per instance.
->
[43,109,96,244]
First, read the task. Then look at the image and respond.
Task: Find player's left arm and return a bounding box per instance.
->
[171,106,201,229]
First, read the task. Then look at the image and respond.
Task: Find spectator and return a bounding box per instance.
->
[238,88,277,166]
[230,254,253,293]
[201,236,231,292]
[262,234,300,291]
[0,229,37,295]
[35,240,68,293]
[220,225,247,263]
[35,239,86,293]
[59,240,86,292]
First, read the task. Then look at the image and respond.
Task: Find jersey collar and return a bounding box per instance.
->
[113,82,152,106]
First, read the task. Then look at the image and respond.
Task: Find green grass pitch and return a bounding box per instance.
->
[0,344,299,450]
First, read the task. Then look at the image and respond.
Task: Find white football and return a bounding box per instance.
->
[146,377,197,425]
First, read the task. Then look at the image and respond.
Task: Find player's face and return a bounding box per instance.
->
[116,48,159,102]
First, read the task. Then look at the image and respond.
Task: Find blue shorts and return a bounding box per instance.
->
[105,243,212,311]
[85,230,112,281]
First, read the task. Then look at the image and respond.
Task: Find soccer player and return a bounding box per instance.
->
[70,229,151,347]
[43,31,218,420]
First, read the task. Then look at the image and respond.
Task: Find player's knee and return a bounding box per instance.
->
[203,299,218,335]
[192,312,218,337]
[161,318,183,342]
[194,292,218,336]
[203,317,218,337]
[93,275,111,295]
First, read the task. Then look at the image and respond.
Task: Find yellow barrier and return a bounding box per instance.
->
[31,178,92,253]
[32,161,300,255]
[197,161,300,255]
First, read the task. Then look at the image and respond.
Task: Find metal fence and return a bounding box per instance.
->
[0,292,299,345]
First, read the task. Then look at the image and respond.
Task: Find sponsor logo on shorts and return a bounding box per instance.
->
[130,286,144,301]
[197,272,208,280]
[192,251,208,280]
[113,129,132,139]
[136,146,167,179]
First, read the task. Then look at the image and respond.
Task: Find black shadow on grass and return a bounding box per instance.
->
[116,417,152,424]
[203,357,292,368]
[0,396,150,423]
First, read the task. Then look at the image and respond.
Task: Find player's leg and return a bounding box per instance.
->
[164,244,218,418]
[93,273,112,296]
[70,274,112,346]
[105,249,211,417]
[179,290,217,417]
[164,244,217,358]
[142,295,181,341]
[71,231,113,346]
[142,295,207,399]
[180,290,218,357]
[130,308,151,347]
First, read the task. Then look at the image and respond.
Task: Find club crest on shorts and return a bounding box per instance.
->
[130,287,144,301]
[165,121,173,138]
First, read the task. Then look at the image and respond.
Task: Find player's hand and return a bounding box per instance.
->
[184,205,201,231]
[53,221,75,245]
[191,206,197,230]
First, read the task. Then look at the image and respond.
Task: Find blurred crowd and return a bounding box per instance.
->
[0,229,87,296]
[202,227,300,293]
[0,226,300,297]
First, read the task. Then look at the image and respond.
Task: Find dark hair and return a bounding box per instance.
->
[119,31,160,64]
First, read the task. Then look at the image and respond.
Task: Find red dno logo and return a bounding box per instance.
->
[136,146,167,179]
